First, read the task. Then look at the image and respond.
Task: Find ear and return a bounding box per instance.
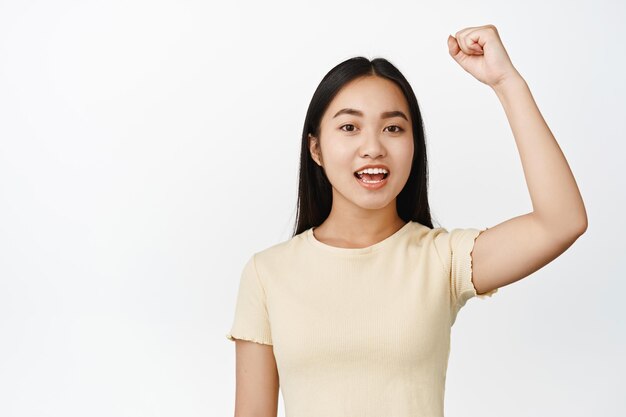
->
[308,134,323,167]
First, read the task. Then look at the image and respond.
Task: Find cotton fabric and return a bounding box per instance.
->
[226,221,498,417]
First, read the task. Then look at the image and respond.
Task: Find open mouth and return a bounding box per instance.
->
[354,171,389,183]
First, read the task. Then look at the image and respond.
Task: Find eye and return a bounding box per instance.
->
[339,124,357,132]
[385,125,404,133]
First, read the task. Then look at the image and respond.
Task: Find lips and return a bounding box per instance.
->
[354,165,389,182]
[354,171,389,190]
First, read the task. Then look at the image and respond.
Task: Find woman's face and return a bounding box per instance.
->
[309,75,414,212]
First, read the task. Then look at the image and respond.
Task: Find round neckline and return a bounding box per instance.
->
[306,221,414,255]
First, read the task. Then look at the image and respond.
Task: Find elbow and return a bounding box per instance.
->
[575,202,589,235]
[534,211,588,239]
[565,219,587,243]
[562,208,588,237]
[574,212,588,236]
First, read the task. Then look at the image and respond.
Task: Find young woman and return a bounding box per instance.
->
[226,24,587,417]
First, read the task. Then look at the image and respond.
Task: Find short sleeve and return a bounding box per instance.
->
[434,227,498,322]
[225,254,273,345]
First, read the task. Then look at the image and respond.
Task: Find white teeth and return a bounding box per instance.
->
[356,167,389,175]
[360,177,384,183]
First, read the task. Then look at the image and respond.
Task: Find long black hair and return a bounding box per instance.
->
[292,56,433,237]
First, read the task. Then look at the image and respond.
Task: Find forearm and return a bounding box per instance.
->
[492,74,588,235]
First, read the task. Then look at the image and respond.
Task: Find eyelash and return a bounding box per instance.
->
[339,124,404,133]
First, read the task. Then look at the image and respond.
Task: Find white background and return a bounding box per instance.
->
[0,0,624,416]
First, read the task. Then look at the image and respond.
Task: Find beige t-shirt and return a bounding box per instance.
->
[226,221,498,417]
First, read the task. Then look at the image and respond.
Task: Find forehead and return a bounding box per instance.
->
[325,76,409,117]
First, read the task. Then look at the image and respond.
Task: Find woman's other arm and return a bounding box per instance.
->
[233,339,279,417]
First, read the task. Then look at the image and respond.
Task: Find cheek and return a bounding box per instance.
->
[391,142,414,169]
[399,136,414,154]
[322,143,352,168]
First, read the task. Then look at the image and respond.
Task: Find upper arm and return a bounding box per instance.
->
[471,212,586,295]
[233,338,279,417]
[226,254,278,416]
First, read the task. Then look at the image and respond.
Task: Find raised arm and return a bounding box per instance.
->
[447,25,588,295]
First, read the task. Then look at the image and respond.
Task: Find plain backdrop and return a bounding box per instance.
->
[0,0,624,416]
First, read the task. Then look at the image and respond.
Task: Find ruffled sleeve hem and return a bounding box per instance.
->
[225,332,273,346]
[468,228,499,300]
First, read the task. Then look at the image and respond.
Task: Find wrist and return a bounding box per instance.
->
[491,72,527,96]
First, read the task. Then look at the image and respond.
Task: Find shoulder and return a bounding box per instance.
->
[430,226,487,273]
[254,230,306,261]
[427,225,483,247]
[387,221,450,267]
[404,222,449,250]
[248,230,309,281]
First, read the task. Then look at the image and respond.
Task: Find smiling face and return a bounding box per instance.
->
[309,75,414,213]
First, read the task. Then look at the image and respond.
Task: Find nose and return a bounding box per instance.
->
[359,130,385,158]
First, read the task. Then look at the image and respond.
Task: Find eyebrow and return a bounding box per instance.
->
[332,108,409,121]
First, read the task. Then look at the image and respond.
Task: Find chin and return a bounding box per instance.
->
[352,193,397,210]
[333,178,399,208]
